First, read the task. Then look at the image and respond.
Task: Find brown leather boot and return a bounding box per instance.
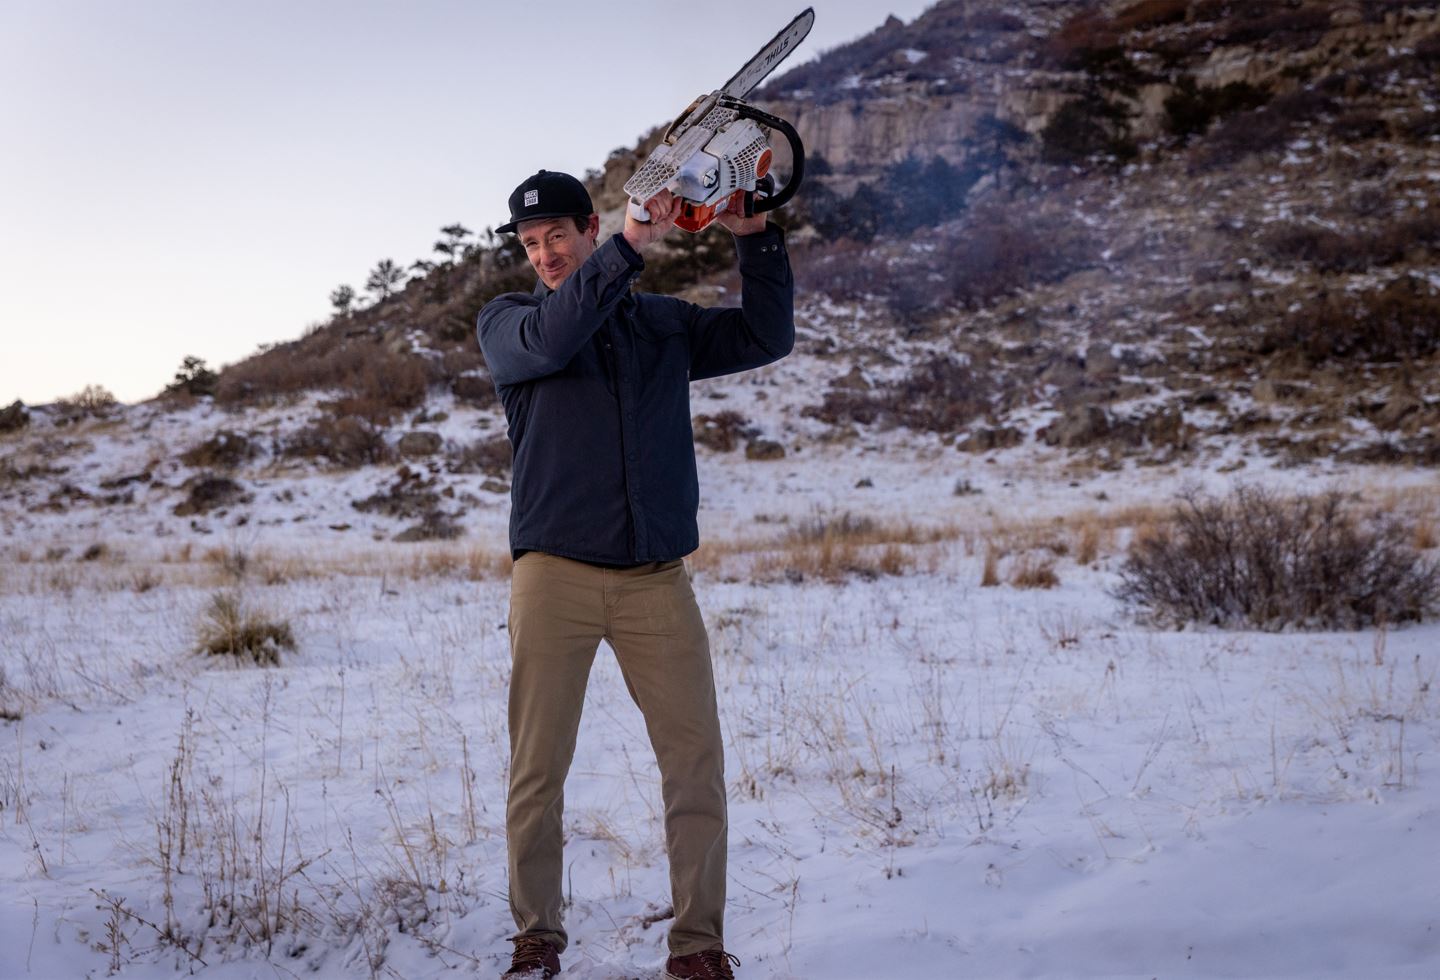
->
[664,948,740,979]
[502,935,561,978]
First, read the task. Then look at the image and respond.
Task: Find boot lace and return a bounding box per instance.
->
[508,935,555,973]
[697,949,741,979]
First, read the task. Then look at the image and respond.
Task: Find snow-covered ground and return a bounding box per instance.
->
[3,419,1439,977]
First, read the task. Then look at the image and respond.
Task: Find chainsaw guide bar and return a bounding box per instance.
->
[623,7,814,233]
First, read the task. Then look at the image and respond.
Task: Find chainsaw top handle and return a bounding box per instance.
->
[722,97,806,216]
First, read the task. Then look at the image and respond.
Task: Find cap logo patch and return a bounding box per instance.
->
[524,190,539,207]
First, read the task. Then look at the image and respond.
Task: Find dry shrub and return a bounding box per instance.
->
[964,10,1024,33]
[180,430,257,470]
[1400,109,1440,143]
[1040,96,1137,164]
[1112,0,1188,31]
[283,418,390,469]
[797,204,1091,316]
[941,208,1095,308]
[1331,109,1389,142]
[0,400,29,434]
[1261,214,1440,274]
[1196,88,1334,168]
[805,355,995,433]
[173,475,250,517]
[1260,277,1440,365]
[693,411,754,452]
[321,358,427,424]
[441,347,484,377]
[195,592,295,665]
[1164,78,1271,139]
[58,383,119,417]
[451,371,498,408]
[1188,1,1331,49]
[1118,485,1440,630]
[447,435,511,476]
[217,339,428,423]
[794,238,887,299]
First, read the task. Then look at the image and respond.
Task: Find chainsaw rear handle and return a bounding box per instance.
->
[728,100,805,217]
[628,100,805,225]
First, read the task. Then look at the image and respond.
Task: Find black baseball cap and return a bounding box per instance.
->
[496,170,594,234]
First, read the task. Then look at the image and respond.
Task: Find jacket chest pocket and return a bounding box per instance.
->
[631,314,687,374]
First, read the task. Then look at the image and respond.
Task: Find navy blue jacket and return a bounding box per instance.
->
[477,225,794,563]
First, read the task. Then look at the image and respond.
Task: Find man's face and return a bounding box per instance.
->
[519,215,599,291]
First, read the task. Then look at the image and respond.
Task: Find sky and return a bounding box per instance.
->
[0,0,938,406]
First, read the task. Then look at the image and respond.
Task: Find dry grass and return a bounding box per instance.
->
[684,501,1173,587]
[692,511,957,583]
[1076,519,1102,566]
[1416,518,1438,552]
[195,592,296,665]
[981,543,1001,587]
[969,505,1151,588]
[0,540,514,596]
[392,544,512,582]
[1010,556,1060,590]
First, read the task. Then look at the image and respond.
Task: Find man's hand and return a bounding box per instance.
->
[716,208,767,237]
[623,190,683,252]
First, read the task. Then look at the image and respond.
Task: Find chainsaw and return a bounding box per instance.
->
[625,7,814,233]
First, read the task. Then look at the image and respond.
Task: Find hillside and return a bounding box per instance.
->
[5,5,1440,978]
[3,0,1440,542]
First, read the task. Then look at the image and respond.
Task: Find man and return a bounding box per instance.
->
[476,169,794,980]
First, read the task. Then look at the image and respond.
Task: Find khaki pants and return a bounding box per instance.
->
[505,552,727,957]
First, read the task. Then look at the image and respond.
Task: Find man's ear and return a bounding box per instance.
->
[587,213,600,244]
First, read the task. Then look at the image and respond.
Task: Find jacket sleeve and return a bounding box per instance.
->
[686,223,795,381]
[477,234,644,386]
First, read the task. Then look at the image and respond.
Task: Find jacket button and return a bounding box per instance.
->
[627,453,636,462]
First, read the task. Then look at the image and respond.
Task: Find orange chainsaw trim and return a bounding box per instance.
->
[675,189,747,233]
[674,150,774,233]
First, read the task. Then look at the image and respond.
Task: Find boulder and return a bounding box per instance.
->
[173,475,250,517]
[394,513,463,542]
[1084,342,1119,381]
[745,439,786,461]
[398,431,443,458]
[1040,406,1110,448]
[831,365,873,390]
[958,426,1024,452]
[1140,406,1188,449]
